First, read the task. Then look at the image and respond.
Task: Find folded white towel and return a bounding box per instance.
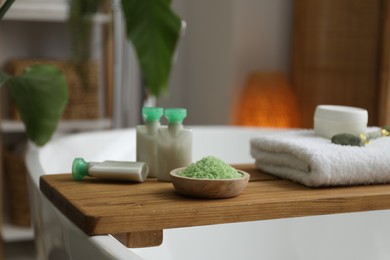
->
[250,129,390,187]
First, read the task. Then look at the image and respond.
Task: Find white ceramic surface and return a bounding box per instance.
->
[26,126,390,260]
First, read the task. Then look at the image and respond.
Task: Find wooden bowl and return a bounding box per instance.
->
[170,167,250,199]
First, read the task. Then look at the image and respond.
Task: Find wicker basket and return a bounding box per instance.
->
[3,145,31,227]
[6,59,100,120]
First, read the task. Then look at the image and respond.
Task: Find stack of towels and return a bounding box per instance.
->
[250,129,390,187]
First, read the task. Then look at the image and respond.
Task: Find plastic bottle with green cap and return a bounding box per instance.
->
[136,107,164,177]
[157,108,192,181]
[72,158,148,182]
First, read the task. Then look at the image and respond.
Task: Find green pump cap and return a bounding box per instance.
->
[72,158,89,181]
[142,107,163,122]
[165,108,187,124]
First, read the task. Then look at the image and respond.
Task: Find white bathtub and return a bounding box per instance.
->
[26,126,390,260]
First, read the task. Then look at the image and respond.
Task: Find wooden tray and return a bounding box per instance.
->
[40,164,390,248]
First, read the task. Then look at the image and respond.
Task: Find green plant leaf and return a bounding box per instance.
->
[0,0,15,21]
[121,0,181,97]
[7,65,68,146]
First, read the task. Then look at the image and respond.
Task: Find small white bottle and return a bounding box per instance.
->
[136,107,163,177]
[72,158,148,182]
[157,108,192,181]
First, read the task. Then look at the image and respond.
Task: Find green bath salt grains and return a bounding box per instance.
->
[179,156,242,179]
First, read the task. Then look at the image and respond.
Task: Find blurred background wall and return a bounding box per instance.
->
[159,0,294,125]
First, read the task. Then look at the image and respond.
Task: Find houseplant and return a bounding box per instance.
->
[0,0,69,146]
[0,0,182,146]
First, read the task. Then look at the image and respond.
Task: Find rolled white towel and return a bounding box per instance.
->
[250,129,390,187]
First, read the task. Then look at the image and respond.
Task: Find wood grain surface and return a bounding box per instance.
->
[292,0,382,127]
[40,164,390,248]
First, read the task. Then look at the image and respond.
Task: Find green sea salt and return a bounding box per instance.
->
[179,156,242,179]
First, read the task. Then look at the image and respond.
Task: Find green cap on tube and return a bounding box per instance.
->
[165,108,187,124]
[142,107,163,122]
[72,158,89,181]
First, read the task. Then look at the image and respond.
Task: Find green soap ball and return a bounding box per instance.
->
[331,133,364,147]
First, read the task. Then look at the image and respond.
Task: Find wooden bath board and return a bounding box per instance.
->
[40,164,390,248]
